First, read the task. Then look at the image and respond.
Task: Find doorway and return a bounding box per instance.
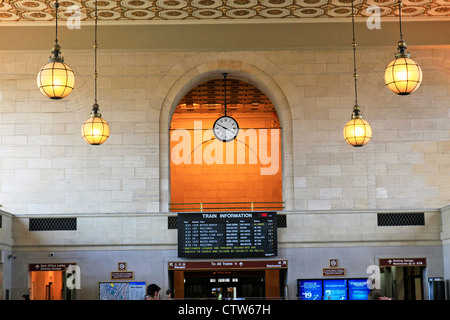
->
[28,266,77,300]
[30,270,64,300]
[381,266,425,300]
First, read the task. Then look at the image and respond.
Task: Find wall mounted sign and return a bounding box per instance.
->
[99,282,146,300]
[168,260,287,271]
[29,263,76,271]
[177,211,277,258]
[379,258,427,267]
[111,271,134,280]
[323,259,345,276]
[323,268,346,276]
[329,259,338,267]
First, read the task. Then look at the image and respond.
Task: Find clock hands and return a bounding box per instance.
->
[216,123,235,132]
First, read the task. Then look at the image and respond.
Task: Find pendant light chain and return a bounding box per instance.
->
[54,0,59,45]
[94,0,98,108]
[223,73,228,117]
[397,0,403,41]
[343,0,372,147]
[81,0,110,145]
[351,0,360,116]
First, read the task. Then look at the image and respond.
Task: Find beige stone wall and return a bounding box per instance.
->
[0,47,449,215]
[9,209,442,251]
[0,210,13,250]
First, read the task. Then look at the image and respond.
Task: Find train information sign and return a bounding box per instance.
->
[177,212,277,258]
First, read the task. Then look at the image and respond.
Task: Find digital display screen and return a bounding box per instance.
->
[298,280,323,300]
[178,212,277,258]
[323,279,348,300]
[348,279,371,300]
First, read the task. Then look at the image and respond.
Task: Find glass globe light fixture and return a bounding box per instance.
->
[37,0,74,99]
[384,1,422,95]
[384,40,423,95]
[344,3,372,148]
[37,44,75,99]
[343,106,372,147]
[81,0,109,146]
[81,103,110,145]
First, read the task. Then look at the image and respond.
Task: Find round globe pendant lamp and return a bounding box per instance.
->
[81,0,109,145]
[384,0,422,95]
[37,0,75,99]
[82,103,110,145]
[344,106,372,147]
[343,0,372,147]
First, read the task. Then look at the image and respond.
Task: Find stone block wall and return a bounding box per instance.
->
[0,48,449,215]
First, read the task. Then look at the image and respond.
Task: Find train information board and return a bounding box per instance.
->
[178,212,277,258]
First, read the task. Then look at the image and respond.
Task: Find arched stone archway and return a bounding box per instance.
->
[157,58,295,212]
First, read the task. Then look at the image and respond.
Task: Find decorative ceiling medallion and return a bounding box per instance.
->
[227,0,258,8]
[22,11,53,20]
[124,9,155,19]
[85,0,117,10]
[395,5,425,16]
[260,7,291,17]
[331,0,363,7]
[192,8,222,18]
[296,0,328,8]
[226,8,257,18]
[328,6,353,16]
[15,0,47,11]
[402,0,431,6]
[0,12,20,20]
[120,0,153,9]
[191,0,222,8]
[0,0,448,22]
[365,0,396,6]
[261,0,294,7]
[293,7,324,17]
[429,6,450,15]
[57,9,87,20]
[156,0,188,10]
[158,9,189,18]
[52,0,82,8]
[361,5,391,16]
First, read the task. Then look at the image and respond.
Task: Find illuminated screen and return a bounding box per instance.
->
[298,280,323,300]
[323,279,348,300]
[348,279,370,300]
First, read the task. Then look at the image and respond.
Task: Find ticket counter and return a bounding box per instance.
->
[168,260,287,299]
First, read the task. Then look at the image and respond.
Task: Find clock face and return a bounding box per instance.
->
[213,116,239,142]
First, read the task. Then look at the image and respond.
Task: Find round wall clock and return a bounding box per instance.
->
[213,115,239,142]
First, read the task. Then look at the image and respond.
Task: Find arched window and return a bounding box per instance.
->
[169,78,282,212]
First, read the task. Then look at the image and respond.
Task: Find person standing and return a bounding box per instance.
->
[146,283,161,300]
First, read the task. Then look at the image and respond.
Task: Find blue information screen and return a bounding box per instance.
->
[323,279,348,300]
[299,280,323,300]
[348,279,370,300]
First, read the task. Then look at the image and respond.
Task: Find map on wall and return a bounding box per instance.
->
[99,282,146,300]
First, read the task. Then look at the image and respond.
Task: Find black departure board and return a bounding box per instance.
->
[178,212,277,258]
